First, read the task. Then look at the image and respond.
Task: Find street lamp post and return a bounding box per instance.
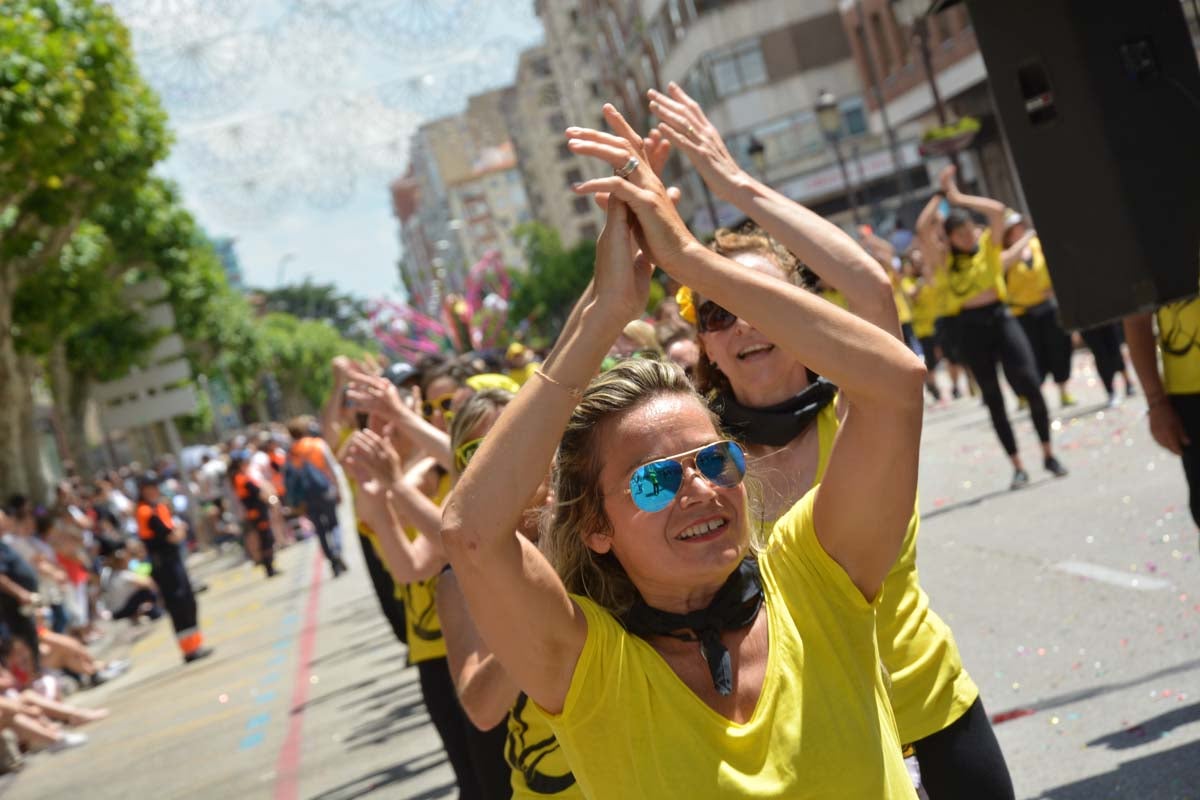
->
[815,89,864,227]
[891,0,962,171]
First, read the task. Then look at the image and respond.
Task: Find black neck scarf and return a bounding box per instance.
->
[716,377,838,448]
[621,558,764,696]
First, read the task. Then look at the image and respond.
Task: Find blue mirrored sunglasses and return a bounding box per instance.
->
[627,440,747,513]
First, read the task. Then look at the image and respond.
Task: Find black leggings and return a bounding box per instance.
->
[919,335,942,401]
[1171,394,1200,531]
[1080,323,1126,395]
[358,531,407,645]
[914,697,1015,800]
[417,657,512,800]
[959,303,1051,455]
[1016,300,1072,385]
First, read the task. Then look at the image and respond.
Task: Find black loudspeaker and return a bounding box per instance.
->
[963,0,1200,329]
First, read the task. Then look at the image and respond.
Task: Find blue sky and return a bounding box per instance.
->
[110,0,544,299]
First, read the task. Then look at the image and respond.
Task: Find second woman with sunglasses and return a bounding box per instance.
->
[443,103,927,798]
[647,86,1014,798]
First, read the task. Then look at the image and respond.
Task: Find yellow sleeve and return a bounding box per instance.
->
[536,596,620,730]
[765,488,875,613]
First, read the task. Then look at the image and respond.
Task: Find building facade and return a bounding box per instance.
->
[579,0,932,233]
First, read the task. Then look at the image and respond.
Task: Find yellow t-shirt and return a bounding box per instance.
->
[892,273,913,325]
[542,490,916,799]
[766,399,978,744]
[941,228,1006,314]
[1005,237,1052,316]
[907,278,940,340]
[1158,296,1200,395]
[400,473,452,664]
[509,362,540,387]
[820,286,849,310]
[508,694,582,798]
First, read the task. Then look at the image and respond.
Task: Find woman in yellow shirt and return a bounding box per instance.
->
[917,166,1067,490]
[1002,213,1077,407]
[649,89,1006,796]
[443,103,927,798]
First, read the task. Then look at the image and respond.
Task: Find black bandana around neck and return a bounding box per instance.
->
[716,377,837,447]
[621,558,763,696]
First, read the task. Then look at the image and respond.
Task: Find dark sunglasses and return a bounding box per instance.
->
[454,437,484,472]
[697,300,738,333]
[626,440,747,513]
[422,393,455,419]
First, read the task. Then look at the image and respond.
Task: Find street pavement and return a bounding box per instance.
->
[3,352,1198,799]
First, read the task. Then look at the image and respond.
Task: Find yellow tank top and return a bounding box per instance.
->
[542,489,916,799]
[907,278,940,339]
[766,399,977,744]
[507,694,582,798]
[941,228,1006,314]
[400,473,452,664]
[820,286,849,310]
[1158,296,1200,395]
[1005,237,1052,316]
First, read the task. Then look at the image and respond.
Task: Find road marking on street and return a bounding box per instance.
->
[240,731,266,750]
[246,713,271,730]
[1053,560,1170,591]
[255,690,278,705]
[274,543,325,800]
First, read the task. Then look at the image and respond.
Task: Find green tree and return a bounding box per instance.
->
[0,0,168,495]
[507,222,597,348]
[254,280,372,346]
[255,313,370,415]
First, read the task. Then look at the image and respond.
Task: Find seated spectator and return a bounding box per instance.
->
[101,549,161,624]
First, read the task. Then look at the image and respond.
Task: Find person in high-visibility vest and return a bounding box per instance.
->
[135,474,212,664]
[231,452,278,578]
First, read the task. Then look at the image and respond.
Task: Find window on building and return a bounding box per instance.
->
[590,81,602,99]
[531,56,552,77]
[886,5,910,64]
[667,0,686,39]
[569,8,580,27]
[931,9,954,43]
[565,167,583,186]
[579,222,599,240]
[650,23,667,64]
[840,99,868,136]
[683,69,716,109]
[540,83,561,107]
[573,196,591,215]
[693,0,723,14]
[548,112,567,132]
[580,45,592,63]
[709,41,768,98]
[869,12,895,75]
[557,142,572,161]
[606,9,625,57]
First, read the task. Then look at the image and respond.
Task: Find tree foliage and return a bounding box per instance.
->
[254,280,372,346]
[256,313,370,414]
[507,222,596,347]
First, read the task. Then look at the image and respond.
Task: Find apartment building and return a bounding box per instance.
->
[581,0,932,232]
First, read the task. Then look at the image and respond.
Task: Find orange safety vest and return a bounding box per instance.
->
[233,473,263,520]
[136,502,174,542]
[290,436,330,473]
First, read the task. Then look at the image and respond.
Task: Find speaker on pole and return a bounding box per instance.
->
[961,0,1200,328]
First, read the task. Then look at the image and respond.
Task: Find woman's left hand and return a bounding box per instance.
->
[591,198,654,326]
[567,104,697,272]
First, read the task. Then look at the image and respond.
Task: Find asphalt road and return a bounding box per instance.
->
[5,353,1197,799]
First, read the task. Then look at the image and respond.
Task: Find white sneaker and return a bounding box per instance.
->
[47,732,88,752]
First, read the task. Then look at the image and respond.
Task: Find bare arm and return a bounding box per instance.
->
[915,193,946,281]
[571,105,927,601]
[320,357,352,447]
[942,165,1006,244]
[647,84,899,339]
[437,570,521,730]
[441,200,650,714]
[1125,312,1189,455]
[1001,230,1036,270]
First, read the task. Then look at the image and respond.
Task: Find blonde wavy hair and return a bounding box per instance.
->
[540,358,761,616]
[448,389,514,478]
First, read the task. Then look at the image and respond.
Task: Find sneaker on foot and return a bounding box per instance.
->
[1010,469,1030,491]
[184,646,214,664]
[1044,456,1069,477]
[47,732,88,753]
[951,387,962,400]
[1125,381,1137,397]
[1106,392,1120,408]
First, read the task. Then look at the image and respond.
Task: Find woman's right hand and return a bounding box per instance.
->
[591,199,654,326]
[647,82,746,201]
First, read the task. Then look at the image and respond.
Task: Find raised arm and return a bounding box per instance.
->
[571,105,927,601]
[437,570,521,730]
[341,430,445,583]
[915,192,946,280]
[941,164,1006,244]
[441,199,650,713]
[345,369,454,472]
[320,357,353,447]
[1001,229,1036,270]
[646,83,899,339]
